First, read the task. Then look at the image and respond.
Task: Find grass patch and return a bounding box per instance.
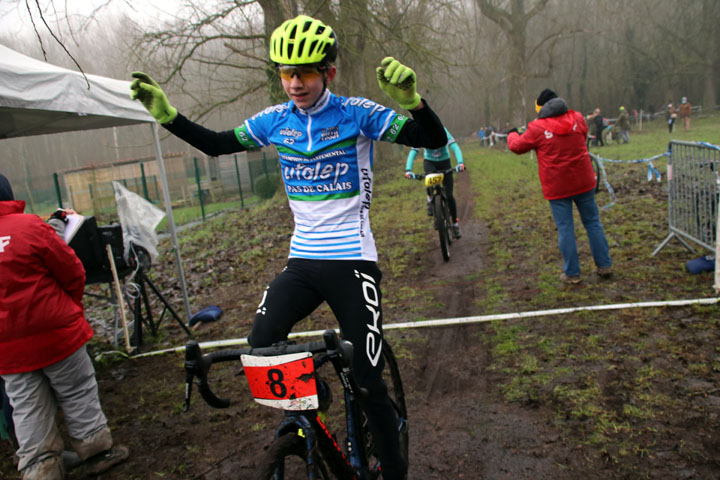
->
[462,114,720,468]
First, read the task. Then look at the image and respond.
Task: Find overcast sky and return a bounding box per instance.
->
[0,0,183,40]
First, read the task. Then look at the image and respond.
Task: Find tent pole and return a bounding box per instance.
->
[150,123,192,325]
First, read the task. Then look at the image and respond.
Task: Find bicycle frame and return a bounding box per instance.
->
[183,329,381,480]
[409,167,459,261]
[270,386,370,479]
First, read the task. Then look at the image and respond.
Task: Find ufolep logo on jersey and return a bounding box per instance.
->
[282,155,359,200]
[280,127,303,145]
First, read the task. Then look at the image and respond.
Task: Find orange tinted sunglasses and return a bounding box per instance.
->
[277,65,328,81]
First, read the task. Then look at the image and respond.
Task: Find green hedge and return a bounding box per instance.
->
[254,173,282,199]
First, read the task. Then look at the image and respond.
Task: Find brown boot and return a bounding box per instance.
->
[70,427,112,461]
[82,445,129,475]
[597,266,613,278]
[559,273,581,284]
[21,455,64,480]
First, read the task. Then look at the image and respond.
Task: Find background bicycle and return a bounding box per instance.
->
[408,167,462,261]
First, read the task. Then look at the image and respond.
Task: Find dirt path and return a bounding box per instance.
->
[404,172,589,479]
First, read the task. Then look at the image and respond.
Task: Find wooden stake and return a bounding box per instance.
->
[106,244,131,353]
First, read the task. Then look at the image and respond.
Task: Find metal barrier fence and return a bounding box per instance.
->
[652,141,719,256]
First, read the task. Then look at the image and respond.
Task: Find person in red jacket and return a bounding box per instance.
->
[0,174,128,479]
[506,89,612,284]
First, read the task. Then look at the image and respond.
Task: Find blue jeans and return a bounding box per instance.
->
[549,188,611,277]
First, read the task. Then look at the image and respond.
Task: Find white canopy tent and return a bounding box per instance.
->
[0,44,192,324]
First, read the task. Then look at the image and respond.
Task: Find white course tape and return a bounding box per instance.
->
[132,296,720,359]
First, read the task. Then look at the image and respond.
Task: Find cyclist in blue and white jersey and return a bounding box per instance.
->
[131,14,447,479]
[405,127,465,238]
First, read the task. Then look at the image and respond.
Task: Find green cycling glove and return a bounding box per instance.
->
[376,57,422,110]
[129,72,178,124]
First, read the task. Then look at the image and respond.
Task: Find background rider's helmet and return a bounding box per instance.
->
[269,15,338,66]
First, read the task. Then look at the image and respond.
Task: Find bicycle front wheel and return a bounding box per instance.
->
[433,195,450,261]
[254,433,331,480]
[442,195,454,245]
[382,339,408,466]
[363,339,409,479]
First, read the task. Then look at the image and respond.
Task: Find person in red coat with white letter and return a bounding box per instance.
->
[506,89,612,284]
[0,174,127,479]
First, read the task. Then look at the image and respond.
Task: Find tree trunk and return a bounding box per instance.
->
[258,0,298,104]
[508,23,527,125]
[475,0,549,126]
[700,0,717,110]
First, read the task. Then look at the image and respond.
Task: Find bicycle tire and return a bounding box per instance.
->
[382,339,409,466]
[442,195,454,245]
[361,339,409,479]
[254,433,331,480]
[433,195,450,261]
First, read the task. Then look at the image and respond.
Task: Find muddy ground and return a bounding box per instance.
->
[1,170,718,479]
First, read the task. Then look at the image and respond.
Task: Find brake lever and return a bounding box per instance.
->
[323,329,368,398]
[183,340,201,412]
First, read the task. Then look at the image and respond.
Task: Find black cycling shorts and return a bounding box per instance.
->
[248,258,386,387]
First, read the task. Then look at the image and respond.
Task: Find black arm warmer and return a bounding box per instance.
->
[394,100,447,149]
[163,113,246,157]
[164,101,445,155]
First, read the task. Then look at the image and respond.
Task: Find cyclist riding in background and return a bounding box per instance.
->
[405,127,465,238]
[130,14,447,480]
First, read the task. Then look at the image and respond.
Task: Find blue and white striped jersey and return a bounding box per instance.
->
[234,90,408,261]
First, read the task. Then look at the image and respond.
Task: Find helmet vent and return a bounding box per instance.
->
[297,39,305,59]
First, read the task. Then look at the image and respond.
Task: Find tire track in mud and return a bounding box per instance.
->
[417,170,485,398]
[408,170,583,479]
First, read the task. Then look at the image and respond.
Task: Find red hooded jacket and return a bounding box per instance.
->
[507,98,596,200]
[0,200,93,374]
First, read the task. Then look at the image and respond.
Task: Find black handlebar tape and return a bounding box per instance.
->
[198,379,231,409]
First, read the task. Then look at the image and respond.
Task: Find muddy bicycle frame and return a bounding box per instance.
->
[183,329,404,479]
[410,166,461,261]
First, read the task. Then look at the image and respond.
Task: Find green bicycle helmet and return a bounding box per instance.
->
[269,15,338,65]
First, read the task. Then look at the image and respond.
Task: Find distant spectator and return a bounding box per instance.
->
[603,118,613,145]
[678,97,692,131]
[615,106,631,144]
[666,101,677,133]
[500,122,512,144]
[477,128,486,146]
[486,126,496,147]
[592,108,604,146]
[585,111,596,146]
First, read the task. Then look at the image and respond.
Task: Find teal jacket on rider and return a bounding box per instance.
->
[405,128,463,170]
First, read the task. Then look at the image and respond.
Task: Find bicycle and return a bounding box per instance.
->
[183,328,408,479]
[407,166,461,262]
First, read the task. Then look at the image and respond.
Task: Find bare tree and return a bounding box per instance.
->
[474,0,550,125]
